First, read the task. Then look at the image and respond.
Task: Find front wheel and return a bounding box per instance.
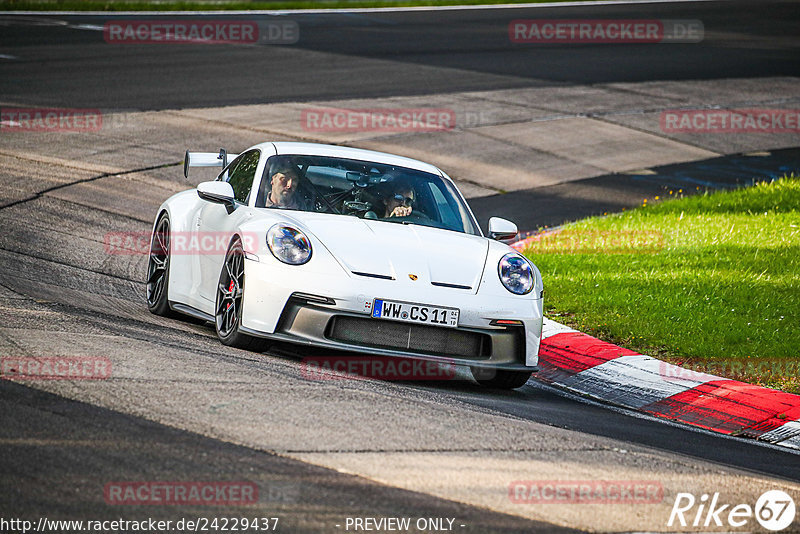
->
[470,367,532,389]
[215,238,270,352]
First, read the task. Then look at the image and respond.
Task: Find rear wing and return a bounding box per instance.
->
[183,149,240,178]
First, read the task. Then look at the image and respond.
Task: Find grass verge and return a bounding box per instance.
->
[0,0,601,11]
[524,176,800,393]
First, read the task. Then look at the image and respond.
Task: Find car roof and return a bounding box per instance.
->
[254,142,444,176]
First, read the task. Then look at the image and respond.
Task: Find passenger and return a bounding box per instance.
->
[380,178,415,218]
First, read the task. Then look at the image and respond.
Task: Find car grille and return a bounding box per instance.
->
[326,316,490,359]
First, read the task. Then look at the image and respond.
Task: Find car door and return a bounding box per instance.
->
[195,149,261,305]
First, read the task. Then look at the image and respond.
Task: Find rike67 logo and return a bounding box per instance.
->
[669,490,796,531]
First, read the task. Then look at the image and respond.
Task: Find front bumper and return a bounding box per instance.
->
[241,295,539,371]
[240,255,542,370]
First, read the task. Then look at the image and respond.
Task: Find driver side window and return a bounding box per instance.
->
[223,150,260,204]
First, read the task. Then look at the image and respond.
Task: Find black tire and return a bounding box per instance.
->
[471,367,532,389]
[215,238,271,352]
[146,213,175,316]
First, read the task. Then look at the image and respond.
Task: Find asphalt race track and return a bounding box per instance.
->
[1,1,800,532]
[1,1,800,109]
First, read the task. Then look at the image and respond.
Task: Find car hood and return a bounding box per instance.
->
[283,213,489,291]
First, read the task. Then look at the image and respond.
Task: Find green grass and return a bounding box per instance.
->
[524,176,800,393]
[0,0,601,11]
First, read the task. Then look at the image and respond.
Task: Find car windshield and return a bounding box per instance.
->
[255,155,480,235]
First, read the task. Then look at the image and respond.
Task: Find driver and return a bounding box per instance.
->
[381,178,415,218]
[266,165,305,210]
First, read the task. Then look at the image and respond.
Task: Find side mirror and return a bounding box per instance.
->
[197,181,236,211]
[488,217,518,241]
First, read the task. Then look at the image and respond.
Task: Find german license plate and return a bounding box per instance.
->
[371,298,459,328]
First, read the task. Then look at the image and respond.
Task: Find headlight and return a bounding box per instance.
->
[267,224,312,265]
[498,253,534,295]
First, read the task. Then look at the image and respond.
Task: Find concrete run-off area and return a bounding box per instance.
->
[140,76,799,197]
[2,76,797,204]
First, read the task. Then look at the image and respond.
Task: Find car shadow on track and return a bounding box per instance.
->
[262,340,549,399]
[172,319,800,482]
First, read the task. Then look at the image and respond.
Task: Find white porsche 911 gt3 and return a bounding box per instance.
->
[147,142,543,389]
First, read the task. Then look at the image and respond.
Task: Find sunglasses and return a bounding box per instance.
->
[392,194,414,205]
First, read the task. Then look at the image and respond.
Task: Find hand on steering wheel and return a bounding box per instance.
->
[388,205,413,218]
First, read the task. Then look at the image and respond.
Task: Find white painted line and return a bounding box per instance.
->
[0,17,67,26]
[0,54,18,60]
[0,0,722,16]
[70,23,105,31]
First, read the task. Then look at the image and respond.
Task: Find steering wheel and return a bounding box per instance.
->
[384,210,436,225]
[398,210,431,222]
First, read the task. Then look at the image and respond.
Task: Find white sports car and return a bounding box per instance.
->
[147,142,543,389]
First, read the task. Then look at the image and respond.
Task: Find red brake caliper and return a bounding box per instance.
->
[227,280,235,310]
